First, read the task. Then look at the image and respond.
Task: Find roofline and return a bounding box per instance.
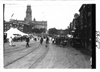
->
[79,4,86,12]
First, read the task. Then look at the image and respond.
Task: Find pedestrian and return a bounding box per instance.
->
[40,37,43,44]
[46,36,49,47]
[9,36,13,46]
[52,38,54,44]
[90,57,92,68]
[34,38,37,41]
[26,36,30,47]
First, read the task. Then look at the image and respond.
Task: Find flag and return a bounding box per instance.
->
[11,13,14,17]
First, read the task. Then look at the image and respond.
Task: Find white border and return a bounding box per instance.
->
[0,0,99,72]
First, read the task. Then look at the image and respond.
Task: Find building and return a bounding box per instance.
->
[70,4,92,48]
[79,4,92,48]
[4,5,47,33]
[67,4,93,49]
[4,19,29,33]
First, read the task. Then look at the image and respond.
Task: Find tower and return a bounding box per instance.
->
[25,5,32,22]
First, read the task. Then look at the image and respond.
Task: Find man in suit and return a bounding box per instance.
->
[26,36,30,47]
[40,37,43,44]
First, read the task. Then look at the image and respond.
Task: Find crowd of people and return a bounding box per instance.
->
[4,32,72,48]
[51,35,72,48]
[39,35,71,48]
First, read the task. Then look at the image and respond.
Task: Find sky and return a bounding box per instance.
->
[4,2,82,30]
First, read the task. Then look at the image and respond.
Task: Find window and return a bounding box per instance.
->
[7,26,9,29]
[88,12,91,16]
[19,27,23,29]
[5,24,6,27]
[10,24,12,27]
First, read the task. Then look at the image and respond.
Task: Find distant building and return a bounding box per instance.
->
[4,5,47,33]
[57,29,68,35]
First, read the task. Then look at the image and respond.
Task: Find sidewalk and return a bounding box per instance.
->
[73,46,92,60]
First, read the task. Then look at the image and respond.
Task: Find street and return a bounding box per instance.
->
[4,40,91,69]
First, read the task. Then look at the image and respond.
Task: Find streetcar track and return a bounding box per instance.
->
[29,45,49,68]
[4,44,40,67]
[4,42,38,54]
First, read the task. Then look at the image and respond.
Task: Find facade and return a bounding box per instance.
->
[4,20,29,33]
[70,4,92,49]
[4,21,12,32]
[79,4,92,48]
[4,5,47,33]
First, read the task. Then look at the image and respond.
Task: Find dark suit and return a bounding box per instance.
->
[26,37,30,47]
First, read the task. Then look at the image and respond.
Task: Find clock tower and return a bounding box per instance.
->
[24,5,32,22]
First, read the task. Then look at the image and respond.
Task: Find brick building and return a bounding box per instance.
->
[79,4,92,48]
